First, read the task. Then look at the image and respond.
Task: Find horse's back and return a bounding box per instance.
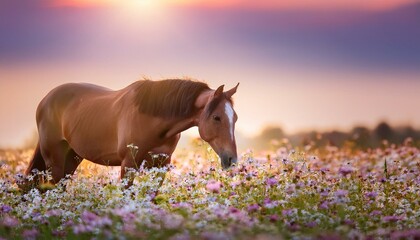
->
[36,83,112,122]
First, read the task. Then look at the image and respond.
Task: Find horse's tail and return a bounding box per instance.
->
[25,143,46,175]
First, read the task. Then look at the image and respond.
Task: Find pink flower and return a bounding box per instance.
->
[206,180,222,193]
[1,216,19,228]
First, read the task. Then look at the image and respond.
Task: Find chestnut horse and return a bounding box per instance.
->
[25,79,239,184]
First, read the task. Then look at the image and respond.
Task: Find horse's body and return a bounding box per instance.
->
[26,79,239,183]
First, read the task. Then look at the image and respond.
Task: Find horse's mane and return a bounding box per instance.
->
[134,79,210,118]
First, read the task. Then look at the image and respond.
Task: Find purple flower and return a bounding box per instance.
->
[334,189,349,197]
[390,229,420,240]
[45,209,63,217]
[339,166,354,176]
[365,191,378,199]
[370,210,382,217]
[73,224,89,235]
[266,177,278,186]
[81,211,98,224]
[343,219,355,226]
[22,228,39,240]
[229,207,240,214]
[382,215,404,222]
[282,209,295,217]
[52,230,66,238]
[247,204,260,212]
[306,221,317,228]
[0,205,12,214]
[319,201,329,210]
[269,214,279,222]
[263,198,272,205]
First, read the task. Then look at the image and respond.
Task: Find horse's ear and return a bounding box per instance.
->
[214,85,224,98]
[225,82,239,99]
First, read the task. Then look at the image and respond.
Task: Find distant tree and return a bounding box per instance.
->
[374,122,395,143]
[253,126,285,150]
[325,131,347,147]
[350,126,372,148]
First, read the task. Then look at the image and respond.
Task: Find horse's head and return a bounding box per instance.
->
[197,83,239,169]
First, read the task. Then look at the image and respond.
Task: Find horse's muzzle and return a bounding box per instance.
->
[220,153,237,170]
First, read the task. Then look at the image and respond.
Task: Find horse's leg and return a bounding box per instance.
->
[120,152,145,187]
[25,143,47,175]
[16,143,47,191]
[148,133,180,200]
[39,139,70,184]
[64,148,82,177]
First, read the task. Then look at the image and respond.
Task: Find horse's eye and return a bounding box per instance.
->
[212,115,221,122]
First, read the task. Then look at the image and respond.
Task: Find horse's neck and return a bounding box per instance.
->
[162,89,214,139]
[163,118,195,139]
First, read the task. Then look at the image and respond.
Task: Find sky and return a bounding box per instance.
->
[0,0,420,147]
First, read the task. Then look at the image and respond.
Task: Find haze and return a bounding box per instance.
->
[1,0,419,147]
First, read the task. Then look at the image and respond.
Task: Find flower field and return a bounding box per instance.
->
[1,140,419,239]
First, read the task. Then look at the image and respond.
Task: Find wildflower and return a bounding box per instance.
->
[282,209,296,217]
[370,210,382,217]
[334,189,349,197]
[229,207,240,214]
[382,215,404,222]
[343,219,355,227]
[339,166,353,176]
[285,184,296,194]
[247,204,260,213]
[390,229,420,240]
[265,177,278,187]
[230,180,242,188]
[73,224,89,234]
[45,209,63,217]
[306,221,317,228]
[81,211,98,224]
[319,201,329,210]
[163,214,184,229]
[286,221,301,231]
[365,191,378,199]
[1,216,19,228]
[22,228,39,240]
[52,230,66,238]
[206,180,222,193]
[0,205,12,214]
[269,214,279,222]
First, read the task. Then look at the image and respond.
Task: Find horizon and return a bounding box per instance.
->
[1,0,420,147]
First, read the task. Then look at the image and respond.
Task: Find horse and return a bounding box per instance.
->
[24,79,239,185]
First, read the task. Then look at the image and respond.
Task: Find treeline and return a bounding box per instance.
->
[239,122,420,150]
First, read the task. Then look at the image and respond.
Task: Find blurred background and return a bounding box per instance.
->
[1,0,420,150]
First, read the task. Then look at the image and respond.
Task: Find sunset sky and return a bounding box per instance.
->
[1,0,420,147]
